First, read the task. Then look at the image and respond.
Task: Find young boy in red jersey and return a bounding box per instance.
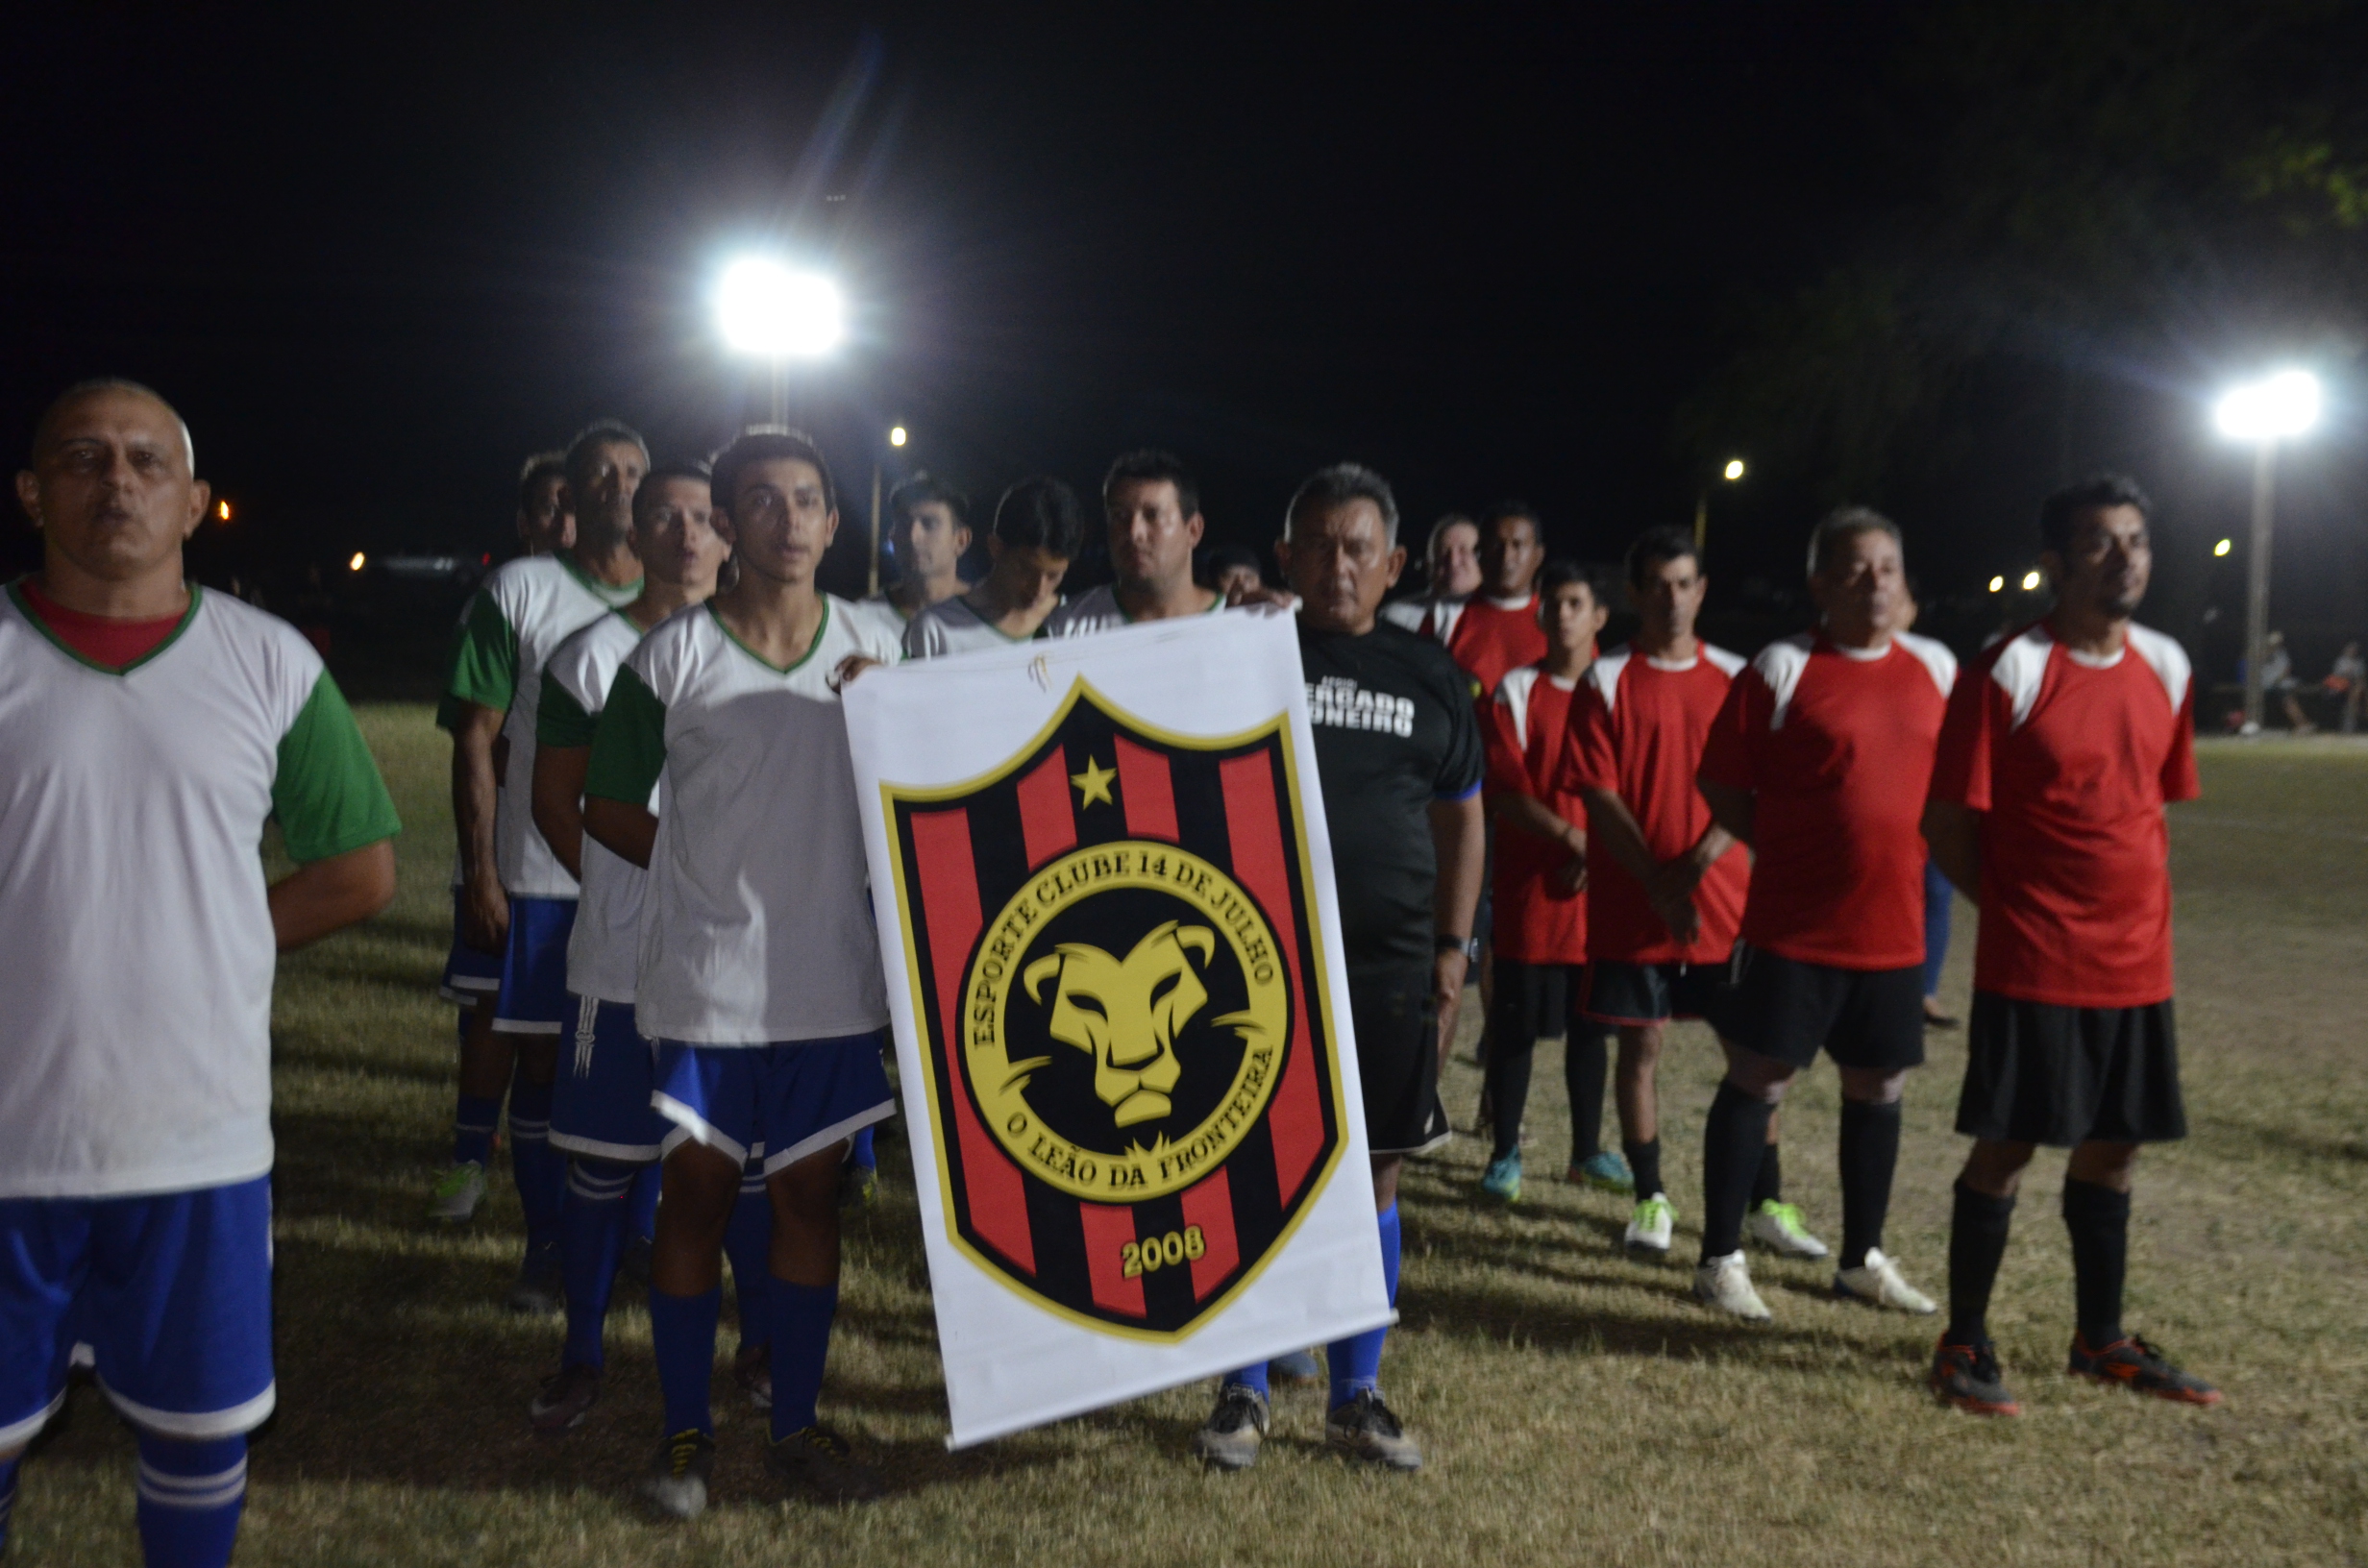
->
[1923,476,2218,1415]
[1691,509,1957,1322]
[1444,502,1548,698]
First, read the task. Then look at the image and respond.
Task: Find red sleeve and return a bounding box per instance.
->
[1929,660,1996,812]
[2161,679,2201,803]
[1558,678,1617,797]
[1696,667,1768,793]
[1481,691,1532,802]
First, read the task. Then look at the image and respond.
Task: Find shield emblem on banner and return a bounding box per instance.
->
[881,679,1347,1340]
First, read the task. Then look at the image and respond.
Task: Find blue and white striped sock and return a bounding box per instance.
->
[561,1158,635,1369]
[135,1433,246,1568]
[507,1075,562,1252]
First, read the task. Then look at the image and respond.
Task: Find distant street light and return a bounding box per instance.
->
[715,257,844,424]
[1721,457,1745,481]
[1988,576,2005,593]
[2020,570,2042,591]
[2213,538,2232,557]
[2213,368,2323,733]
[1694,455,1747,551]
[348,552,366,572]
[889,426,908,448]
[216,500,233,524]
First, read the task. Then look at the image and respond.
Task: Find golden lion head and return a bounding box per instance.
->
[1024,920,1215,1128]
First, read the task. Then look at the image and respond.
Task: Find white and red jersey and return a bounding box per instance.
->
[1482,661,1591,965]
[1557,642,1751,966]
[1699,631,1957,970]
[1445,594,1547,700]
[1929,620,2198,1008]
[1377,594,1466,644]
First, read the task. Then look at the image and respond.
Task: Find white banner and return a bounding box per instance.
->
[845,609,1391,1449]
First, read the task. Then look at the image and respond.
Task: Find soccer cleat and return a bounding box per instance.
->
[1930,1336,2021,1416]
[529,1362,603,1433]
[1743,1199,1830,1260]
[1624,1193,1675,1258]
[768,1425,885,1503]
[2067,1335,2223,1406]
[1268,1349,1322,1385]
[426,1161,487,1224]
[1833,1248,1938,1314]
[639,1429,716,1520]
[734,1342,774,1409]
[1479,1150,1522,1204]
[506,1241,564,1315]
[1324,1389,1422,1471]
[839,1162,877,1210]
[1692,1251,1772,1322]
[1191,1383,1270,1472]
[1568,1151,1635,1194]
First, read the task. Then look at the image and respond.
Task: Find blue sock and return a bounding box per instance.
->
[627,1162,662,1245]
[453,1092,500,1167]
[506,1074,562,1252]
[560,1159,632,1369]
[0,1453,18,1554]
[724,1161,774,1349]
[765,1278,839,1437]
[1326,1202,1401,1408]
[648,1286,722,1438]
[135,1432,245,1568]
[1221,1360,1270,1397]
[849,1125,876,1171]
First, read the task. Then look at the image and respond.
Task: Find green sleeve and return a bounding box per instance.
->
[537,667,599,749]
[583,664,668,805]
[273,672,404,862]
[442,590,518,715]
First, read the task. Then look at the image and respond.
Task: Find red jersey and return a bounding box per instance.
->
[1445,595,1547,699]
[1698,631,1957,970]
[1929,621,2198,1008]
[1557,643,1751,966]
[1481,662,1590,964]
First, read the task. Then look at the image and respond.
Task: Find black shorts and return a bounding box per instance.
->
[1348,968,1450,1157]
[1490,960,1613,1053]
[1581,959,1723,1027]
[1956,992,2185,1146]
[1717,944,1926,1072]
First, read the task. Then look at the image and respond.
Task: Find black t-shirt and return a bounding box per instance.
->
[1297,620,1485,975]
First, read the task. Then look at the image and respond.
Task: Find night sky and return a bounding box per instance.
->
[6,4,2360,670]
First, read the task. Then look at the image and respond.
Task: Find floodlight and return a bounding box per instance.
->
[890,426,908,448]
[1987,576,2004,593]
[2214,538,2232,557]
[1721,458,1745,481]
[716,258,844,358]
[348,552,366,572]
[2213,369,2321,443]
[2020,570,2042,591]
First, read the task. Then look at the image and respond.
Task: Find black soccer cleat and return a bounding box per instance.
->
[1930,1335,2021,1417]
[2067,1334,2222,1406]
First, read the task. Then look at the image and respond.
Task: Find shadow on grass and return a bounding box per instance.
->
[2188,1114,2368,1169]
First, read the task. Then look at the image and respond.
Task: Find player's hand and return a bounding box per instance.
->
[1226,584,1298,613]
[1431,948,1468,1073]
[830,654,883,691]
[1549,849,1588,896]
[460,870,509,954]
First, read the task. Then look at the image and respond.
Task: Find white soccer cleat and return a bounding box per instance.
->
[1693,1250,1773,1321]
[426,1161,487,1224]
[1833,1248,1938,1314]
[1743,1199,1830,1260]
[1624,1192,1676,1257]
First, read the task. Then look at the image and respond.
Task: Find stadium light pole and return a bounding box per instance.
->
[2213,369,2322,734]
[714,257,844,425]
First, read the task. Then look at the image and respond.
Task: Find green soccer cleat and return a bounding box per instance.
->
[1568,1150,1635,1194]
[1743,1199,1829,1260]
[426,1161,487,1224]
[1480,1150,1522,1204]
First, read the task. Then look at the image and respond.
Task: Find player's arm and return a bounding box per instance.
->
[270,841,397,950]
[582,663,667,871]
[1428,789,1487,1066]
[1697,779,1755,848]
[1921,801,1981,904]
[1494,790,1585,856]
[449,701,507,948]
[1576,787,1658,883]
[269,669,404,950]
[531,745,590,882]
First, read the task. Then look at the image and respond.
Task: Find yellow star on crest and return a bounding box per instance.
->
[1071,755,1118,808]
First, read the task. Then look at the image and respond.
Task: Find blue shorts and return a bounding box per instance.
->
[494,895,578,1036]
[0,1177,275,1448]
[652,1033,895,1177]
[551,995,669,1164]
[439,889,504,1006]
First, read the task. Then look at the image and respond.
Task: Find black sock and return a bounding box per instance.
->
[1565,1027,1609,1163]
[1623,1139,1663,1205]
[2061,1176,2131,1349]
[1946,1180,2016,1345]
[1838,1098,1903,1270]
[1697,1084,1773,1262]
[1750,1141,1782,1208]
[1484,1037,1533,1163]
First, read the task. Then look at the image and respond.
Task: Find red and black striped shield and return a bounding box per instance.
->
[882,678,1346,1339]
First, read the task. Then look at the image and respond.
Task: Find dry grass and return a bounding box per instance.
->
[12,714,2367,1566]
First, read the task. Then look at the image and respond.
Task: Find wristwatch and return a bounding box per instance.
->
[1436,932,1481,962]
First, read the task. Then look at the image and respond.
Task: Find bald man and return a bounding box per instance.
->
[2,381,400,1567]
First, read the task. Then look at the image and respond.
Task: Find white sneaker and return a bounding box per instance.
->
[1624,1193,1675,1257]
[426,1161,486,1223]
[1742,1200,1830,1260]
[1833,1247,1937,1314]
[1692,1251,1772,1321]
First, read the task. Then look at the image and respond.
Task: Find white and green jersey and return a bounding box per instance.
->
[902,593,1039,659]
[0,583,401,1198]
[584,597,902,1044]
[443,553,640,899]
[1041,583,1226,638]
[538,608,654,1006]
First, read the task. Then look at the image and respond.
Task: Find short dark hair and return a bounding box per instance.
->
[1538,557,1599,605]
[1478,500,1542,539]
[1806,505,1900,576]
[1625,524,1700,588]
[1284,462,1400,545]
[562,420,649,498]
[709,427,838,517]
[516,450,567,512]
[990,476,1087,557]
[2039,474,2152,555]
[1102,449,1200,523]
[889,471,969,530]
[632,460,714,521]
[1201,542,1262,584]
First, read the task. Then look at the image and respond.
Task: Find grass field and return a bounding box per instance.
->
[14,709,2368,1566]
